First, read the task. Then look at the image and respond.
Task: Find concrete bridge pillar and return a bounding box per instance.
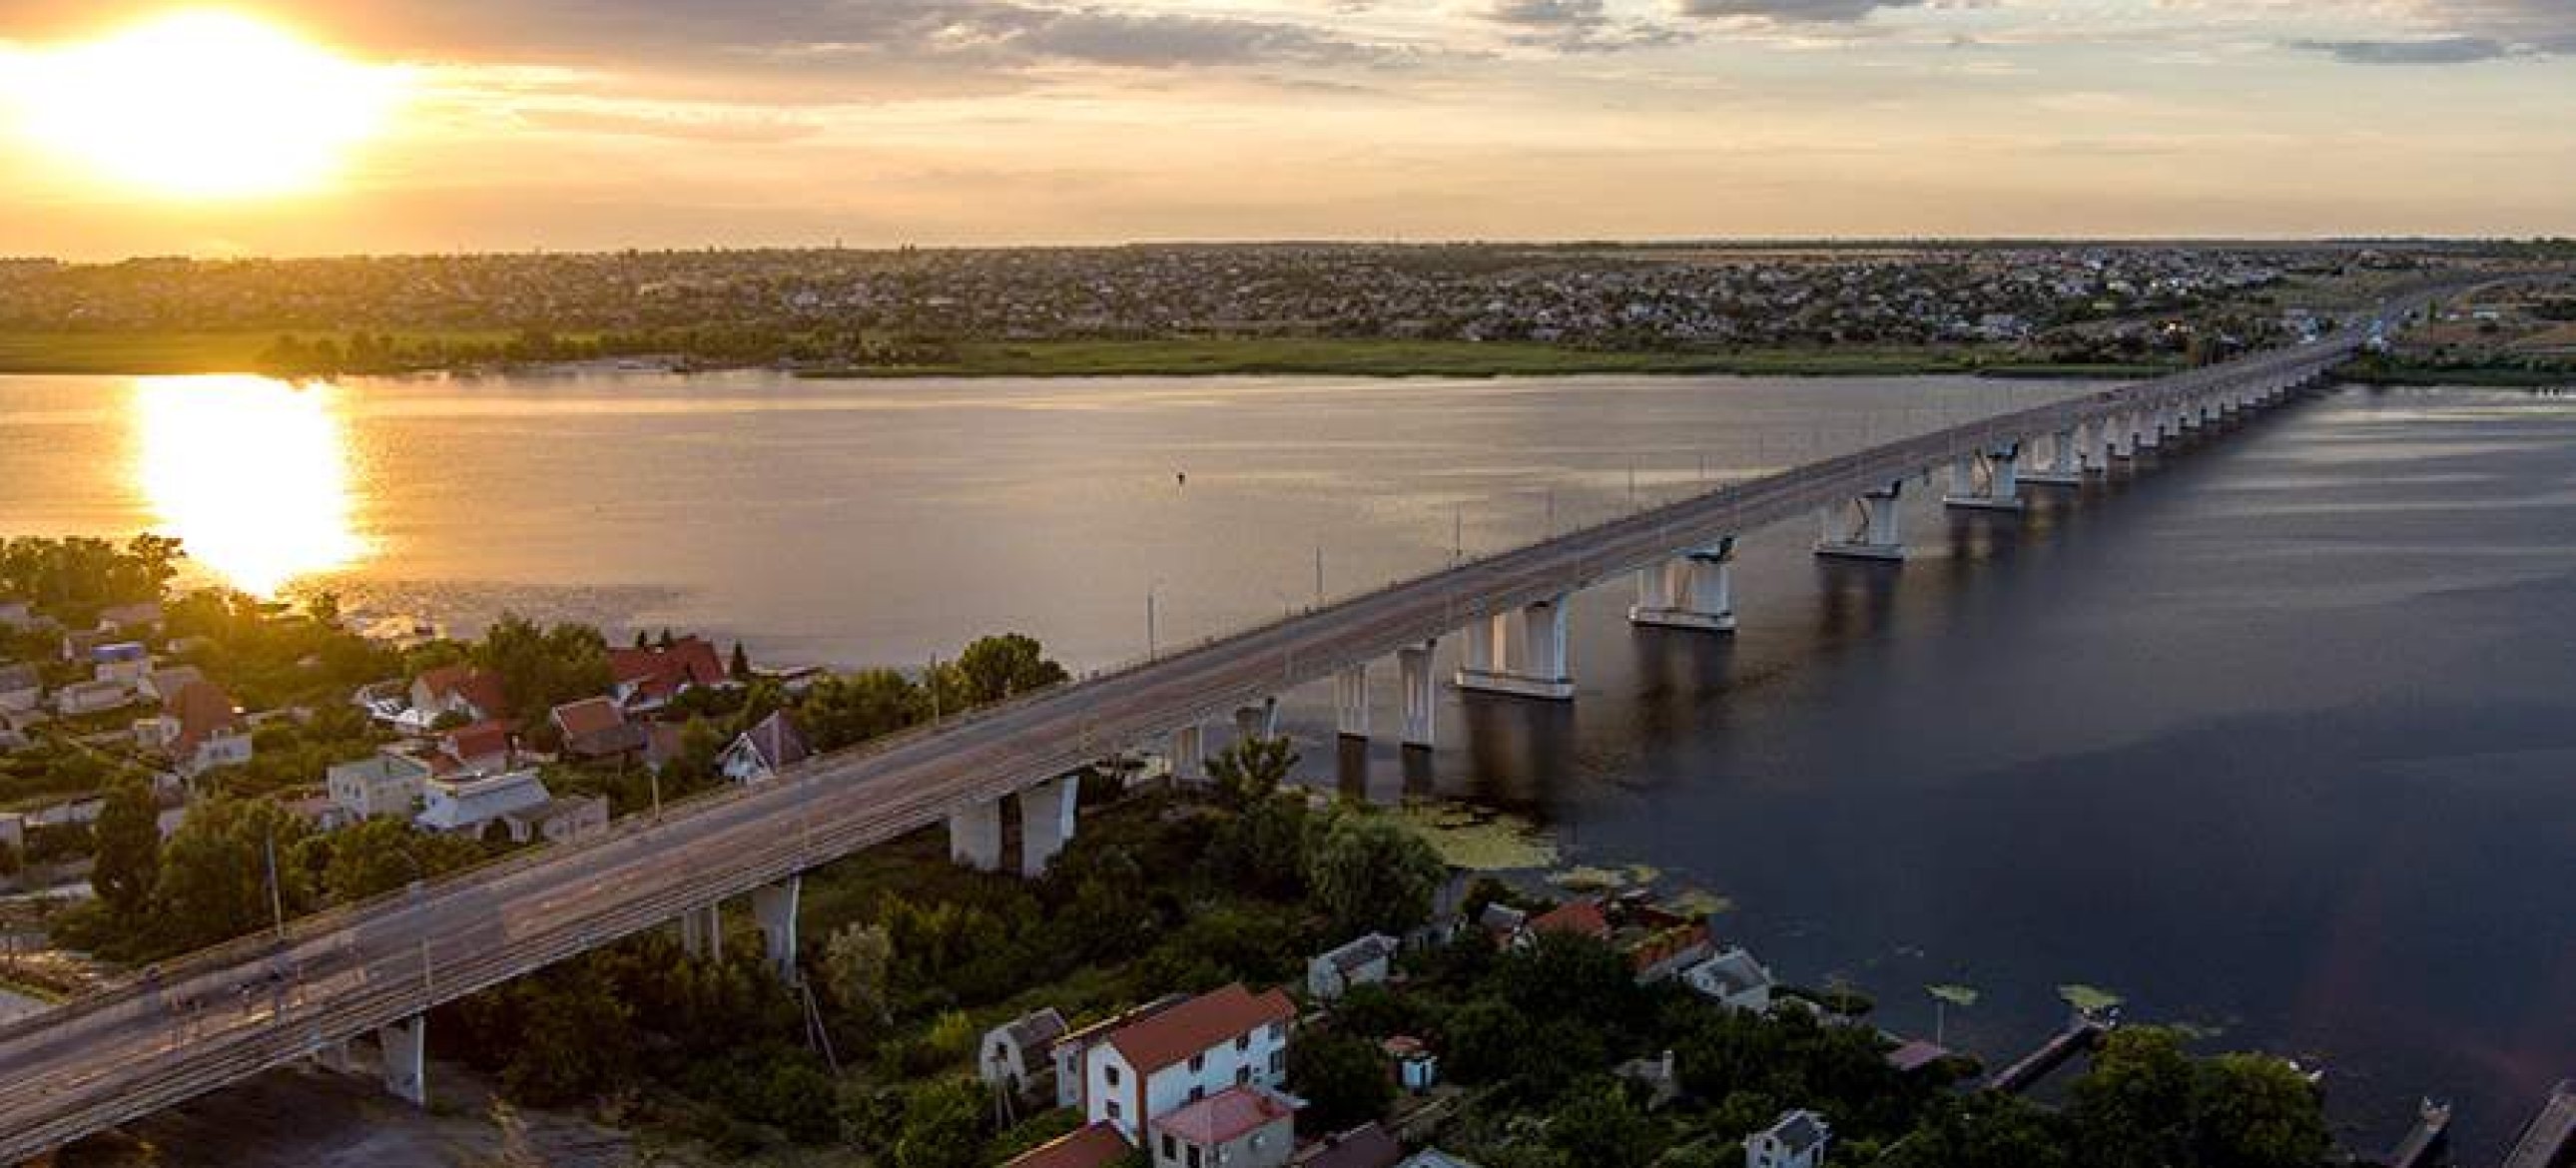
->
[1234,697,1280,743]
[1019,776,1077,876]
[2138,408,2165,450]
[1398,641,1437,749]
[1169,724,1205,786]
[2102,413,2134,461]
[949,799,1003,872]
[1335,665,1369,739]
[752,876,801,982]
[2025,428,2084,486]
[1629,537,1738,632]
[1945,445,2025,511]
[1817,481,1907,561]
[380,1014,428,1107]
[1457,595,1575,700]
[679,902,723,960]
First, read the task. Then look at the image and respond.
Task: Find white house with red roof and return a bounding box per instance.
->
[1150,1083,1299,1168]
[607,637,732,714]
[407,664,507,730]
[1083,982,1297,1141]
[142,679,253,779]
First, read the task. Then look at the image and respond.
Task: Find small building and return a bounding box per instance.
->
[981,1006,1070,1099]
[1522,898,1610,944]
[91,642,150,685]
[1475,902,1527,943]
[549,697,645,761]
[1083,982,1296,1139]
[1308,932,1399,1001]
[1053,994,1191,1112]
[1149,1084,1298,1168]
[327,752,434,823]
[0,811,26,852]
[0,600,33,629]
[1746,1109,1831,1168]
[1001,1122,1134,1168]
[148,679,253,779]
[1682,946,1777,1014]
[1395,1153,1488,1168]
[139,664,205,705]
[55,678,131,717]
[416,769,553,837]
[408,664,508,728]
[1292,1124,1404,1168]
[0,663,42,714]
[1384,1035,1438,1093]
[607,637,732,714]
[500,794,609,845]
[434,719,520,775]
[718,710,811,784]
[97,602,163,634]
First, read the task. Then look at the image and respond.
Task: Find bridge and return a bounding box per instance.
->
[0,287,2461,1161]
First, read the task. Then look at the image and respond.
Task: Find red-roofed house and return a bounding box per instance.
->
[607,637,732,714]
[1525,899,1610,942]
[409,665,507,727]
[1002,1122,1134,1168]
[1150,1084,1298,1168]
[549,696,645,761]
[434,719,519,776]
[144,679,254,778]
[1084,983,1297,1140]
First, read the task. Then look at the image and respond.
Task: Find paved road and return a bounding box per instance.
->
[0,292,2455,1161]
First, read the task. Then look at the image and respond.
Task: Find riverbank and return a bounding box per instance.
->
[2333,354,2576,387]
[0,330,2175,380]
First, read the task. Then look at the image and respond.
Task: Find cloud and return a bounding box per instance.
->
[2295,36,2511,65]
[1674,0,1934,24]
[1482,0,1689,52]
[2297,0,2576,63]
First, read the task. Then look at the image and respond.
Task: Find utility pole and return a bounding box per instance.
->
[1145,589,1157,660]
[264,828,286,940]
[1314,546,1324,607]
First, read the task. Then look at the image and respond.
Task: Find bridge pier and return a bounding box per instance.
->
[2024,427,2085,486]
[1945,445,2025,511]
[1817,481,1907,560]
[2102,413,2135,461]
[1335,665,1369,739]
[1629,537,1738,632]
[1019,775,1077,876]
[679,902,723,960]
[1234,697,1280,743]
[2138,409,2165,450]
[1457,595,1575,700]
[380,1014,428,1108]
[949,799,1003,872]
[1398,641,1437,748]
[753,876,801,982]
[1169,724,1205,786]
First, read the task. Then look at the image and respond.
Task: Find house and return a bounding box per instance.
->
[642,722,690,774]
[1475,902,1527,943]
[55,678,131,716]
[139,664,205,705]
[1083,982,1296,1139]
[1883,1040,1951,1075]
[549,697,645,761]
[415,769,553,837]
[91,642,150,685]
[1522,898,1610,943]
[0,663,42,714]
[1149,1084,1298,1168]
[607,637,731,714]
[1002,1122,1134,1168]
[0,811,26,852]
[433,719,519,775]
[1395,1153,1488,1168]
[718,710,810,784]
[1052,994,1190,1111]
[1521,894,1716,984]
[1746,1110,1831,1168]
[1683,946,1777,1014]
[500,794,609,845]
[97,602,163,634]
[59,628,112,663]
[1384,1036,1438,1093]
[144,680,253,778]
[1308,933,1398,1002]
[408,664,508,727]
[0,600,33,629]
[980,1006,1070,1099]
[1291,1124,1404,1168]
[326,752,434,823]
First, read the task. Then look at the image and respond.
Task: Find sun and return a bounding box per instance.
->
[8,9,405,200]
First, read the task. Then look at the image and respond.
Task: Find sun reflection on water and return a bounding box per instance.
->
[132,375,366,596]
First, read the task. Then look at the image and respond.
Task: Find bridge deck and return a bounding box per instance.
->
[2502,1080,2576,1168]
[0,292,2453,1161]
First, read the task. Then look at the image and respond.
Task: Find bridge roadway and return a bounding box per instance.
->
[0,294,2443,1160]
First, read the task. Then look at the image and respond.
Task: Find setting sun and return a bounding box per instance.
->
[7,9,403,200]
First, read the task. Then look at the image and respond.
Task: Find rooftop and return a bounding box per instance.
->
[1103,982,1294,1076]
[1001,1122,1132,1168]
[1151,1084,1297,1147]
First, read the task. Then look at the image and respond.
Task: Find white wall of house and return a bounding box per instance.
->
[1135,1024,1290,1135]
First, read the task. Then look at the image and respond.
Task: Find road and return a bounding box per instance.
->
[0,292,2452,1161]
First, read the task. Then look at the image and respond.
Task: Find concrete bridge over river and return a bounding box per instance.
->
[0,285,2469,1162]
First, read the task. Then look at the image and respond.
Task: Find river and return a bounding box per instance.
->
[3,370,2570,1155]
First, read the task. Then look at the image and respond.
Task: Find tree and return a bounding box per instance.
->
[317,817,483,903]
[1546,1080,1656,1167]
[798,669,925,752]
[474,613,613,723]
[2069,1027,2197,1168]
[1206,789,1311,898]
[91,777,162,919]
[893,1078,987,1168]
[1307,814,1448,937]
[150,797,312,951]
[1287,1028,1396,1132]
[729,640,752,680]
[1205,736,1296,810]
[822,921,895,1029]
[946,634,1067,706]
[2191,1053,2330,1168]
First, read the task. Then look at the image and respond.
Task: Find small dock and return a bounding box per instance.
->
[2383,1099,2450,1168]
[1985,1009,2115,1095]
[2500,1079,2574,1168]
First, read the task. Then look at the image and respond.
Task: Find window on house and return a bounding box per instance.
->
[1106,1099,1122,1120]
[1268,1050,1286,1075]
[1268,1022,1286,1041]
[1186,1147,1201,1168]
[1105,1065,1121,1087]
[1235,1066,1251,1085]
[1234,1034,1249,1052]
[1162,1134,1176,1159]
[1189,1085,1204,1103]
[1188,1053,1204,1073]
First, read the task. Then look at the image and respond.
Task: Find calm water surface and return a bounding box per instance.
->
[4,371,2571,1154]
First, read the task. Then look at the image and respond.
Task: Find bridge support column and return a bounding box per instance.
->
[1398,641,1437,749]
[1817,481,1907,561]
[1945,446,2025,511]
[753,876,801,983]
[1234,697,1280,743]
[2024,428,2084,486]
[380,1013,428,1108]
[1019,776,1076,876]
[2137,409,2164,450]
[2103,414,2134,461]
[1629,537,1737,632]
[679,902,723,960]
[948,799,1003,872]
[1169,724,1205,786]
[1457,595,1575,700]
[2179,401,2205,431]
[1335,665,1369,739]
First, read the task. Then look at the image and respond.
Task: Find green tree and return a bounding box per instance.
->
[2191,1053,2330,1168]
[1288,1027,1396,1132]
[474,613,613,723]
[150,797,312,951]
[1205,736,1296,810]
[729,640,753,680]
[822,921,895,1029]
[1546,1080,1656,1167]
[947,633,1068,706]
[1882,1094,2069,1168]
[798,669,926,752]
[91,777,163,919]
[894,1078,987,1168]
[1307,814,1448,937]
[2069,1027,2197,1168]
[317,817,483,903]
[1205,789,1311,898]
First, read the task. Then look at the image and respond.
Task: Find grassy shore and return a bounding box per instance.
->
[0,329,539,375]
[2334,356,2576,387]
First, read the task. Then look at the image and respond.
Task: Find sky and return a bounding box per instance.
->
[0,0,2571,258]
